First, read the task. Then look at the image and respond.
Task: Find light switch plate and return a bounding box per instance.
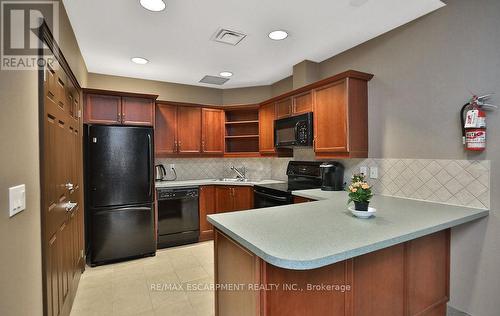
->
[360,166,368,176]
[370,167,378,179]
[9,184,26,217]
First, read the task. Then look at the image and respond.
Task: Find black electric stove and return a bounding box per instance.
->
[253,161,323,208]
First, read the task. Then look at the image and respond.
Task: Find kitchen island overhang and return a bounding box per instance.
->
[208,193,488,316]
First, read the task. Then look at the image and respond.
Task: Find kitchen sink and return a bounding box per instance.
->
[217,178,250,182]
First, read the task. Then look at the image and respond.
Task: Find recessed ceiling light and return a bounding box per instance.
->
[131,57,149,64]
[268,30,288,41]
[139,0,166,12]
[219,71,233,77]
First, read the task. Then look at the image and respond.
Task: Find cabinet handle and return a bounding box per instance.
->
[178,141,181,151]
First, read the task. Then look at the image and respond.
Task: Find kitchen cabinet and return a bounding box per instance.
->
[293,196,314,204]
[84,94,121,124]
[202,108,224,154]
[224,106,260,157]
[276,98,292,119]
[121,97,154,126]
[84,91,155,126]
[199,186,216,241]
[155,103,225,157]
[275,91,312,120]
[177,106,202,153]
[292,91,313,115]
[155,103,177,155]
[215,186,254,213]
[259,102,276,154]
[313,76,370,158]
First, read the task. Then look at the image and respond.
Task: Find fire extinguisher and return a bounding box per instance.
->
[460,94,497,151]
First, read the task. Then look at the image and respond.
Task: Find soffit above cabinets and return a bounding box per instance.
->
[63,0,445,89]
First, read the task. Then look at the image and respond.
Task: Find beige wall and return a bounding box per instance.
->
[316,0,499,314]
[0,1,87,315]
[87,73,222,105]
[270,76,293,97]
[221,86,271,105]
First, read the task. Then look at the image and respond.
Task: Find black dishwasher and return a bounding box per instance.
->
[157,187,199,248]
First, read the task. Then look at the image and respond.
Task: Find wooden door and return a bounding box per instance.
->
[232,186,254,211]
[155,104,177,155]
[276,98,292,119]
[292,91,312,115]
[121,97,154,126]
[43,61,83,316]
[215,186,234,213]
[177,106,202,153]
[199,186,216,241]
[84,94,121,124]
[259,102,276,154]
[202,108,224,154]
[313,80,348,153]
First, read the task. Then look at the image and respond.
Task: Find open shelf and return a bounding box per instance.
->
[225,135,259,139]
[225,120,259,125]
[224,106,260,155]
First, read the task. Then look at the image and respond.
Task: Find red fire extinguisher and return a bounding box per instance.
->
[460,94,496,152]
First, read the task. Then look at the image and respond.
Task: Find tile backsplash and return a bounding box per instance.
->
[156,155,490,209]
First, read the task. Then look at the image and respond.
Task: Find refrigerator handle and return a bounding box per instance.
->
[147,133,152,198]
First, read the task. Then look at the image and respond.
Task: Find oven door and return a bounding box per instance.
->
[274,112,313,147]
[254,189,292,209]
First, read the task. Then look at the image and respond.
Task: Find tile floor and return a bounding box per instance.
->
[70,241,215,316]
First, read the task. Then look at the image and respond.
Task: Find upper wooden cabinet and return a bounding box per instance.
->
[155,103,177,156]
[276,98,292,119]
[202,108,224,154]
[84,94,121,124]
[275,91,313,120]
[121,97,154,126]
[83,90,156,126]
[177,106,202,153]
[155,103,225,157]
[313,76,370,158]
[292,91,313,115]
[259,102,276,154]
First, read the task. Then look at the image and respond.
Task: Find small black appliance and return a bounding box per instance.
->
[274,113,313,148]
[320,161,345,191]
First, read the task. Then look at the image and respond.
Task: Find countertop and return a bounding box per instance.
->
[155,179,284,188]
[207,191,488,270]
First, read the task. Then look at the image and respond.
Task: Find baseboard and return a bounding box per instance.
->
[447,305,471,316]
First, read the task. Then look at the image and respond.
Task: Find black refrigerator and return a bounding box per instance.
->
[85,125,156,266]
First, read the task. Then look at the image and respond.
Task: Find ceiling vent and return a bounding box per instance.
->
[212,28,246,46]
[199,75,229,85]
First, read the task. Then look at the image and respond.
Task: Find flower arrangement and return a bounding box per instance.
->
[347,173,373,211]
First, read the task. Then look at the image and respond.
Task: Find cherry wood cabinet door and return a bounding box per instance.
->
[276,98,292,119]
[199,186,216,241]
[84,94,121,124]
[259,102,276,154]
[202,108,224,154]
[121,97,153,126]
[215,186,234,213]
[232,186,254,211]
[313,80,348,153]
[177,106,202,153]
[155,104,177,156]
[292,91,312,115]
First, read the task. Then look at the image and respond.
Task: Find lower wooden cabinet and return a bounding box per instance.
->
[199,186,216,241]
[293,196,314,204]
[215,186,253,213]
[199,185,254,241]
[214,229,450,316]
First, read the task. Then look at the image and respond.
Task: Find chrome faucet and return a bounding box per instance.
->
[231,166,247,181]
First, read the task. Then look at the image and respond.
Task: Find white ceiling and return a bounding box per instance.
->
[63,0,445,89]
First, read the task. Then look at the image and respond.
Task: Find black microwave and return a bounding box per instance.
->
[274,112,313,147]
